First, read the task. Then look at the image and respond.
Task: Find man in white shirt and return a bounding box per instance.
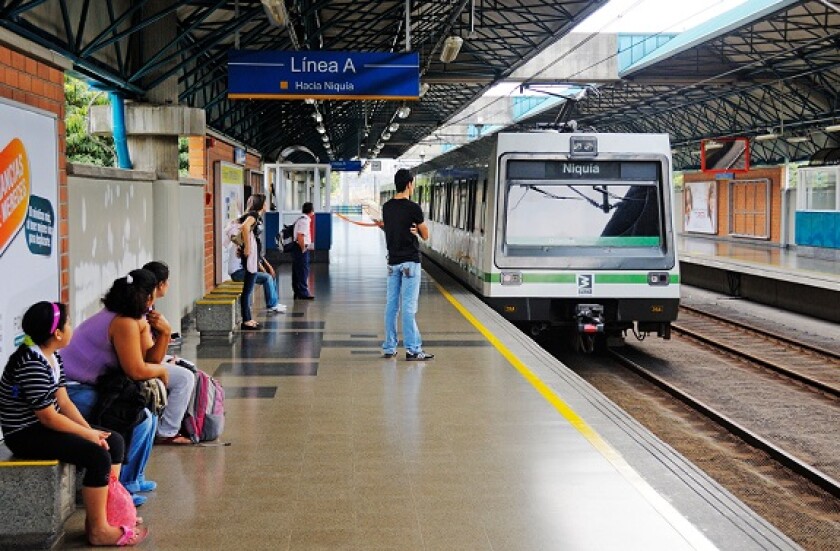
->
[292,202,315,300]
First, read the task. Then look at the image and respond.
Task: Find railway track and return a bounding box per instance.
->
[553,309,840,549]
[672,304,840,398]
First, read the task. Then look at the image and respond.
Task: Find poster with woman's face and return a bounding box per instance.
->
[684,181,717,234]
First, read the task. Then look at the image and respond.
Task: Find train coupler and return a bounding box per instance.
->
[575,304,605,334]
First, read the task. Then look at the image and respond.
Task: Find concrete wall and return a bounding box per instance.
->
[67,164,156,322]
[682,167,785,244]
[67,164,206,325]
[179,178,206,319]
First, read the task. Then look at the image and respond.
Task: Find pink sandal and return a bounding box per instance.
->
[116,524,148,546]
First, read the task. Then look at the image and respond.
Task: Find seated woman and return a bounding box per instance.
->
[141,260,198,445]
[62,270,169,505]
[0,301,147,546]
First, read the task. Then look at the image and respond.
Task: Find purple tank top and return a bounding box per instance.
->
[61,309,120,384]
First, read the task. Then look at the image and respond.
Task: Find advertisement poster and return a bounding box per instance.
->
[215,161,244,283]
[684,180,718,234]
[0,99,60,377]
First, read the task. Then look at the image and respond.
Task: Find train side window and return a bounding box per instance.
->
[452,180,460,229]
[434,183,446,223]
[459,180,469,230]
[467,178,477,232]
[479,178,488,234]
[445,182,453,226]
[429,182,437,222]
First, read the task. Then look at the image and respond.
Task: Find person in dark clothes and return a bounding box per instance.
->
[380,169,434,361]
[292,202,315,300]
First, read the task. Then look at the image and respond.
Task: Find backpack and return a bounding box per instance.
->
[279,223,296,252]
[180,367,225,443]
[92,370,147,444]
[277,215,306,253]
[224,217,245,248]
[224,212,255,249]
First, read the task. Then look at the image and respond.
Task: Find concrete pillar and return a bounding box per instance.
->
[89,1,206,336]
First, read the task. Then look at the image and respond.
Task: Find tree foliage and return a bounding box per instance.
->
[65,75,190,174]
[65,75,115,167]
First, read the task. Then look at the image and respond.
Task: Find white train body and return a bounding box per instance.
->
[388,132,680,339]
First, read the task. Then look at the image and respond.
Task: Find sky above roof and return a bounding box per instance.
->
[575,0,749,33]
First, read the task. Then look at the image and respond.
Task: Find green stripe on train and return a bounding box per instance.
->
[483,273,680,284]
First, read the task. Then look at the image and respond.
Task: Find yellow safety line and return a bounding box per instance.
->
[0,460,59,467]
[431,280,620,460]
[430,278,718,550]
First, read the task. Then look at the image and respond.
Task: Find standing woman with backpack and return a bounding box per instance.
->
[233,193,267,330]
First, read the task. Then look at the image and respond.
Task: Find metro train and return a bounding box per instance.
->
[381,132,680,350]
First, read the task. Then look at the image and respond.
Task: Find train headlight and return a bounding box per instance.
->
[500,272,522,285]
[647,272,670,285]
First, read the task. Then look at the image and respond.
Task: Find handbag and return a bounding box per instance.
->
[106,472,137,528]
[137,378,168,416]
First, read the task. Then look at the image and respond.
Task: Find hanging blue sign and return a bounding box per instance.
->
[228,50,419,100]
[330,160,363,172]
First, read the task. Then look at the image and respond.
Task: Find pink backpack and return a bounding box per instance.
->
[181,369,225,443]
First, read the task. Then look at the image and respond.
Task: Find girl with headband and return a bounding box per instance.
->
[0,301,148,546]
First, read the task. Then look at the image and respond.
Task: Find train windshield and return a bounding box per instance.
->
[502,159,667,263]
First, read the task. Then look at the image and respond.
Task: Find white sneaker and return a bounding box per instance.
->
[268,304,287,313]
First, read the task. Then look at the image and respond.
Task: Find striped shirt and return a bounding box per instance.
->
[0,346,65,435]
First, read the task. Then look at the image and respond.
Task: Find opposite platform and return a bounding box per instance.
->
[678,235,840,322]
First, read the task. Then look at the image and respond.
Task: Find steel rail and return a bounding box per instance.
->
[672,307,840,398]
[609,349,840,500]
[679,304,840,361]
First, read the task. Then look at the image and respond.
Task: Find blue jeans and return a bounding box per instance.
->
[119,409,156,489]
[382,261,423,355]
[230,269,257,322]
[231,269,279,308]
[66,382,98,419]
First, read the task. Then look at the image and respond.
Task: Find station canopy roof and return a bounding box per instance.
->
[510,0,840,169]
[0,0,609,163]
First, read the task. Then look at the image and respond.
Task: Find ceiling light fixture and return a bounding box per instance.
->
[439,36,463,63]
[786,136,811,143]
[316,125,325,134]
[312,112,322,122]
[419,82,430,98]
[382,132,391,141]
[321,135,329,142]
[397,106,411,119]
[304,98,315,105]
[389,123,400,132]
[824,124,840,133]
[261,0,290,26]
[754,133,779,142]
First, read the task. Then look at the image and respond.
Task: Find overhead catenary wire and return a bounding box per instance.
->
[421,0,838,148]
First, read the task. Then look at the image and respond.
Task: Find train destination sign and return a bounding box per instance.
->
[507,160,658,181]
[228,50,420,100]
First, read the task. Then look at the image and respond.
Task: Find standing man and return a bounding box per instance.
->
[292,202,315,300]
[381,169,434,361]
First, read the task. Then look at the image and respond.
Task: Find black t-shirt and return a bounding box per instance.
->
[382,198,424,265]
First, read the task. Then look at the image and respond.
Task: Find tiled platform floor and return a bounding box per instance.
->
[55,218,795,550]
